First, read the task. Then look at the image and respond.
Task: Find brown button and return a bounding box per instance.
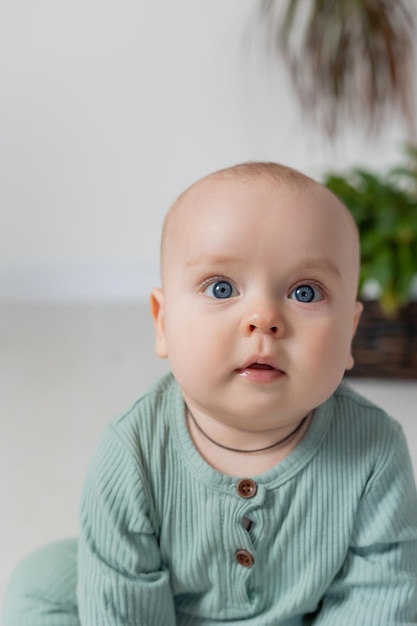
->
[235,549,255,568]
[236,478,257,499]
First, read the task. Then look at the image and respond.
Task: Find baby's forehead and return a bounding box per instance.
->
[164,172,299,235]
[162,171,356,250]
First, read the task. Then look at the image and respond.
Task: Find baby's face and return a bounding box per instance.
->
[151,175,362,432]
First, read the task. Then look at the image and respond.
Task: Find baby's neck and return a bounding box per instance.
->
[187,411,313,477]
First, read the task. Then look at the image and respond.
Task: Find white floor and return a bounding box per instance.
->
[1,304,416,607]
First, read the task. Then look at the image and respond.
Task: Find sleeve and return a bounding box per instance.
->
[314,425,417,626]
[77,424,176,626]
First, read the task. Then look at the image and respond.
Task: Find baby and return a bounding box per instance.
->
[3,162,417,625]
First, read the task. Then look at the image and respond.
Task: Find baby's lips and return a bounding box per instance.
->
[234,358,286,378]
[236,355,284,373]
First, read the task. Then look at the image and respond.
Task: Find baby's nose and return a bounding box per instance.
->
[241,305,284,337]
[248,321,278,334]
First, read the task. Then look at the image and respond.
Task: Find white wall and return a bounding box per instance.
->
[0,0,409,301]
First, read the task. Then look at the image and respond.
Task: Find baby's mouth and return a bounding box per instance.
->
[235,361,285,381]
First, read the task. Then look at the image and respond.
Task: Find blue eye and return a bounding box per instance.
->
[290,284,323,303]
[205,280,237,299]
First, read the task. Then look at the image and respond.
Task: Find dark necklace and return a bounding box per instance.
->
[188,410,310,454]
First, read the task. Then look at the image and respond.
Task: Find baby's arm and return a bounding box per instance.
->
[77,424,176,626]
[315,425,417,625]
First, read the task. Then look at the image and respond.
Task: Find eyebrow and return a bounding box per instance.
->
[185,255,244,270]
[185,255,341,278]
[296,258,342,278]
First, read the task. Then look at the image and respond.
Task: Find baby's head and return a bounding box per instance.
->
[151,163,362,430]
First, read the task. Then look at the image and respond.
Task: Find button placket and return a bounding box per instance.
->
[234,478,263,569]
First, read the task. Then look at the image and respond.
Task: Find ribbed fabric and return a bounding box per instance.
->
[3,374,417,625]
[2,539,79,626]
[76,373,417,625]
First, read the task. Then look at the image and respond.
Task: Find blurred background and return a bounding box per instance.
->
[1,0,416,607]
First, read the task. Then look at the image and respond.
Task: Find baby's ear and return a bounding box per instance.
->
[150,288,168,358]
[345,300,363,371]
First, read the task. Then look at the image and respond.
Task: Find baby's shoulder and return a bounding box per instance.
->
[112,371,179,432]
[333,382,394,417]
[328,382,403,449]
[93,373,181,470]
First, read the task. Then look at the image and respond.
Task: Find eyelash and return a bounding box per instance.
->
[199,276,327,303]
[199,276,239,299]
[288,283,325,303]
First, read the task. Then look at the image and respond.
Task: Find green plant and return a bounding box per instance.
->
[323,146,417,316]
